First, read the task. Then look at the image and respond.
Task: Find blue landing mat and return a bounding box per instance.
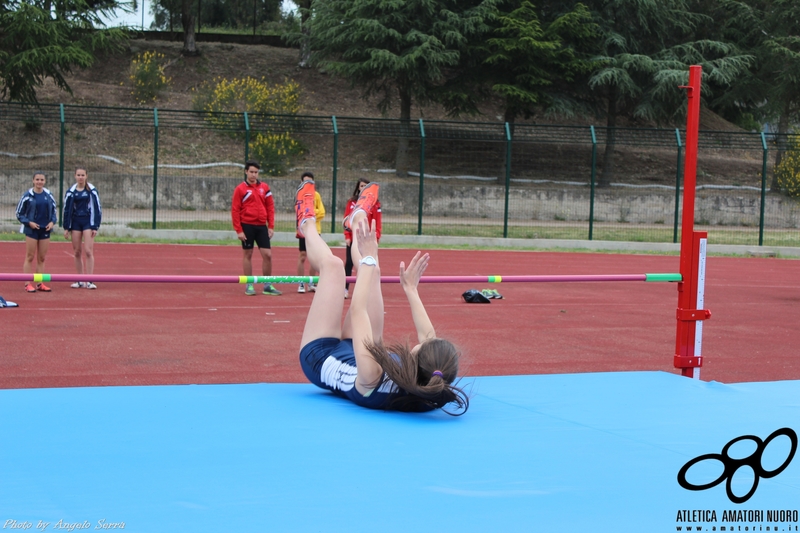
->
[1,372,799,532]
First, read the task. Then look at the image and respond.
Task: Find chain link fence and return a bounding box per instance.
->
[2,101,798,247]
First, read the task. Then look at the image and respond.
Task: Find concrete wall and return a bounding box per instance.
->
[3,169,800,228]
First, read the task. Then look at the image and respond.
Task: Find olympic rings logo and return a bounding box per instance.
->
[677,428,797,504]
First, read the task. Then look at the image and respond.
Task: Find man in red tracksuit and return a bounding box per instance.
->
[231,160,282,296]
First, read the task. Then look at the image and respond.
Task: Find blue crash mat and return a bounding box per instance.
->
[1,371,799,532]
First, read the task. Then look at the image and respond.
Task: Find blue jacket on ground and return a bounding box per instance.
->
[16,188,58,237]
[62,183,102,231]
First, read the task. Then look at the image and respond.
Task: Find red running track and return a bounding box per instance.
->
[1,241,799,388]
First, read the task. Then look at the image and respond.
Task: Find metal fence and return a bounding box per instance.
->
[1,101,798,247]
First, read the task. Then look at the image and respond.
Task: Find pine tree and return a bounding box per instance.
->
[300,0,496,177]
[484,1,598,130]
[584,0,752,186]
[716,0,800,190]
[0,0,128,103]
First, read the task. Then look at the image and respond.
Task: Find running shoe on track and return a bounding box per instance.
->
[36,283,51,292]
[245,283,256,296]
[298,284,306,293]
[263,284,282,296]
[71,282,85,289]
[481,289,503,299]
[85,282,97,290]
[295,180,316,234]
[24,283,36,293]
[344,182,379,231]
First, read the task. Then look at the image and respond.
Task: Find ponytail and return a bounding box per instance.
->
[366,339,469,416]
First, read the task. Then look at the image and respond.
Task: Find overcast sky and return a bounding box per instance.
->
[102,0,298,30]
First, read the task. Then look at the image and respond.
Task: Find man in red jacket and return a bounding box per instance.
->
[231,160,282,296]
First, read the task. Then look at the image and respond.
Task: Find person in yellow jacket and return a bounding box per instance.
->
[296,171,326,293]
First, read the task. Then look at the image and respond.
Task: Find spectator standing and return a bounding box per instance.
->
[62,167,102,289]
[231,160,282,296]
[343,178,381,298]
[296,171,326,293]
[16,172,57,293]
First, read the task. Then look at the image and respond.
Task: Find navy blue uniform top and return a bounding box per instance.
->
[72,189,91,217]
[62,183,102,231]
[32,192,52,227]
[300,338,434,411]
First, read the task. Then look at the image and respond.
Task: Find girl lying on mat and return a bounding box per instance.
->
[295,180,468,415]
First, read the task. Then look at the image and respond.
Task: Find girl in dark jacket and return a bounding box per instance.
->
[16,172,58,293]
[62,167,102,289]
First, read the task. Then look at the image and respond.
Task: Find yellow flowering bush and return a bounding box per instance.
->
[129,51,172,104]
[251,132,303,176]
[776,135,800,198]
[192,77,304,175]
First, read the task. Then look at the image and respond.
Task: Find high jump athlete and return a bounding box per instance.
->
[295,180,468,414]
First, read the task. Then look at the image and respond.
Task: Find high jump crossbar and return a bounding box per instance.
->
[0,273,682,285]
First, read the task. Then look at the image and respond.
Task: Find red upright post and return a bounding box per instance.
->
[674,65,711,378]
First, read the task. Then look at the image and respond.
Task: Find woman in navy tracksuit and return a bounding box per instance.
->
[62,167,102,289]
[16,172,58,293]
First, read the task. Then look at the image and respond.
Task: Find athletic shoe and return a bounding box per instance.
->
[307,282,316,292]
[24,283,37,293]
[295,180,316,234]
[344,289,349,299]
[85,282,97,290]
[245,283,256,296]
[36,283,52,292]
[0,296,18,308]
[481,289,504,299]
[263,284,282,296]
[298,284,305,293]
[71,282,85,289]
[344,182,380,231]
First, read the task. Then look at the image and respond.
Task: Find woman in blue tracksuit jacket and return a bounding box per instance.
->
[62,167,102,289]
[16,172,58,292]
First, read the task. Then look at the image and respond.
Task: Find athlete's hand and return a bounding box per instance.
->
[400,251,429,292]
[237,231,246,242]
[64,230,71,240]
[29,222,40,230]
[45,222,54,231]
[355,218,378,260]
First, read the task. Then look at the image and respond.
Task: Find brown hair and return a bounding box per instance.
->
[350,177,371,203]
[366,338,469,416]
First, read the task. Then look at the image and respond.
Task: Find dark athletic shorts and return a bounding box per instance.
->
[70,216,93,232]
[298,238,306,252]
[27,227,51,240]
[241,223,271,250]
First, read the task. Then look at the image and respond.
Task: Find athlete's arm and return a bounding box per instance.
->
[401,252,435,343]
[351,219,383,393]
